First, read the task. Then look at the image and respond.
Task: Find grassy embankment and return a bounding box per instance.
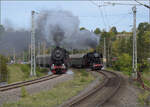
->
[7,64,48,84]
[137,71,150,106]
[3,69,95,107]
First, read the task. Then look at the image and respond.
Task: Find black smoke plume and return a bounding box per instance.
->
[36,10,100,49]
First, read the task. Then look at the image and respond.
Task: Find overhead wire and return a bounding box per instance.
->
[90,0,108,31]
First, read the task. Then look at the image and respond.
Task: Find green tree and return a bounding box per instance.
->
[112,53,132,73]
[94,28,101,34]
[80,27,86,31]
[137,22,150,70]
[110,26,117,34]
[137,22,150,32]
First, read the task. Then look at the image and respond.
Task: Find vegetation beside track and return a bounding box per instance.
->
[138,90,150,106]
[2,69,95,107]
[7,64,48,84]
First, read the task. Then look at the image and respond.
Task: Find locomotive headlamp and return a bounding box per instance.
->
[62,64,66,69]
[51,64,55,69]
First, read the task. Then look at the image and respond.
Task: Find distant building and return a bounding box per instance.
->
[116,33,132,40]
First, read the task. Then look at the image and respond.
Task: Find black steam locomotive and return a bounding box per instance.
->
[50,46,69,74]
[70,51,103,70]
[83,51,103,70]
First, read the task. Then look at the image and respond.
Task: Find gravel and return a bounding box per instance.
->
[0,73,73,106]
[102,72,141,107]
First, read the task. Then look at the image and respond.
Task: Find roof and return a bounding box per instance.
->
[69,54,84,58]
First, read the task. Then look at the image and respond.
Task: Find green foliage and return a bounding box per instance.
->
[96,22,150,74]
[138,22,150,32]
[7,64,48,83]
[138,91,150,106]
[36,67,49,77]
[7,64,30,83]
[137,22,150,71]
[80,27,86,31]
[94,28,101,34]
[21,86,28,98]
[109,26,117,34]
[112,53,132,73]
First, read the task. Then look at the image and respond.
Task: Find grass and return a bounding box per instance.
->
[138,91,150,106]
[7,64,48,84]
[106,67,131,76]
[2,69,94,107]
[7,64,28,83]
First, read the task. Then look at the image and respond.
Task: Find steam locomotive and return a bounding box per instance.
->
[70,51,103,70]
[50,46,70,74]
[83,51,103,70]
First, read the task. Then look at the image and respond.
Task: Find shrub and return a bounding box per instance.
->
[112,53,132,73]
[21,86,28,98]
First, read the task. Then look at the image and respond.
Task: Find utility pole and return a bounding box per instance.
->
[13,48,16,64]
[22,51,24,62]
[30,11,36,76]
[149,0,150,24]
[38,41,41,67]
[28,45,30,62]
[43,42,46,67]
[103,37,106,69]
[132,6,137,79]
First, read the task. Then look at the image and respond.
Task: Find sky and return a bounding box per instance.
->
[1,0,149,32]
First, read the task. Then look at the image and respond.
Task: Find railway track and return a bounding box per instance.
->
[0,74,60,92]
[61,70,121,107]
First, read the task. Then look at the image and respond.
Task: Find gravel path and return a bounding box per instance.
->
[102,72,141,107]
[0,73,73,106]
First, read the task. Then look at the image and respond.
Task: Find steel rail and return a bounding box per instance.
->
[0,74,61,92]
[61,70,121,107]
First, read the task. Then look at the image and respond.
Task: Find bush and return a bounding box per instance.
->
[35,67,49,77]
[112,53,132,73]
[21,86,28,98]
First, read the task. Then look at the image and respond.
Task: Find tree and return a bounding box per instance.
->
[110,26,117,34]
[94,28,101,34]
[112,53,132,73]
[80,27,86,31]
[137,23,150,65]
[137,22,150,32]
